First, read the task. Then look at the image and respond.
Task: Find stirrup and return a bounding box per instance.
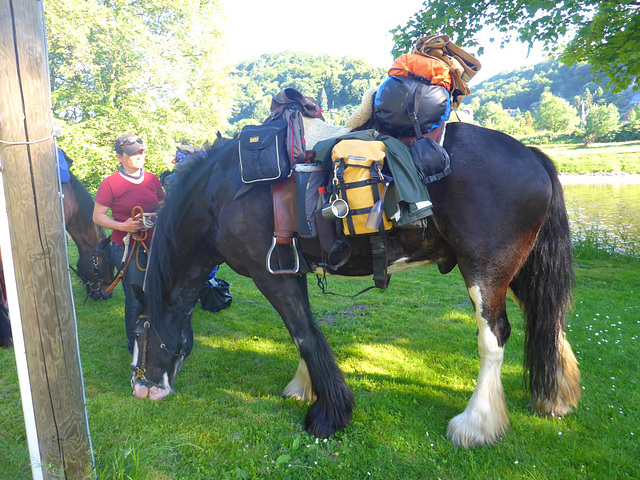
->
[266,236,300,275]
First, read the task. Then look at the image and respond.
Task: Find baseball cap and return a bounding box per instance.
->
[114,134,147,155]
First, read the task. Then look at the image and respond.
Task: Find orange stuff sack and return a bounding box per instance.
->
[388,53,452,91]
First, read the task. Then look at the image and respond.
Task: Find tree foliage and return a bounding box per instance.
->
[46,0,232,190]
[585,103,621,142]
[390,1,640,92]
[469,59,636,117]
[474,101,519,134]
[533,89,579,132]
[228,52,386,133]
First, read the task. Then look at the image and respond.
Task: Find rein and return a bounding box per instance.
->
[107,206,157,294]
[131,314,192,388]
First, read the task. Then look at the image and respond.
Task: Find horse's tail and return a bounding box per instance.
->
[510,147,580,413]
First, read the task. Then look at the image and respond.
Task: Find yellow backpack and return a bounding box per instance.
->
[331,139,393,236]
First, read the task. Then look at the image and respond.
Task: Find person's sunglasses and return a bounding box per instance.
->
[120,138,143,147]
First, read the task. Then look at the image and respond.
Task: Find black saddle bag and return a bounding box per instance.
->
[411,136,451,184]
[239,118,291,184]
[374,76,450,137]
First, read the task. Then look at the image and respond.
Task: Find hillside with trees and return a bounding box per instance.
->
[228,52,386,133]
[43,1,638,189]
[464,59,640,142]
[469,59,637,114]
[228,53,640,144]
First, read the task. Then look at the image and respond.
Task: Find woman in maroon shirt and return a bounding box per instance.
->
[93,134,165,354]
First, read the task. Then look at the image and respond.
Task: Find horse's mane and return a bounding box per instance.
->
[63,152,107,241]
[68,171,95,226]
[146,138,237,319]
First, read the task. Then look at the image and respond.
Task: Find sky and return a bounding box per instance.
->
[220,0,548,85]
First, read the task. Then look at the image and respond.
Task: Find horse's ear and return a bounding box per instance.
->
[132,284,145,307]
[98,236,111,250]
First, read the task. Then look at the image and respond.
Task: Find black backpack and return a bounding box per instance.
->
[373,75,451,137]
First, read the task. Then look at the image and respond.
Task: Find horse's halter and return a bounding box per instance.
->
[131,314,192,389]
[69,242,111,302]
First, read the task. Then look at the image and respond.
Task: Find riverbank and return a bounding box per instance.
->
[558,173,640,185]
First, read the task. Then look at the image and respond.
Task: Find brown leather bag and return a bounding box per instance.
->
[414,34,482,109]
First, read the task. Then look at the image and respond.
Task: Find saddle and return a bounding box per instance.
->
[265,85,449,286]
[267,89,375,275]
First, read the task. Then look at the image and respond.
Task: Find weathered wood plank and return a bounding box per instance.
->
[0,1,92,478]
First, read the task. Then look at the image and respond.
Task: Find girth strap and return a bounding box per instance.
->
[370,234,390,289]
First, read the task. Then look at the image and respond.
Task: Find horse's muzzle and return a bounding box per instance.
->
[132,380,171,400]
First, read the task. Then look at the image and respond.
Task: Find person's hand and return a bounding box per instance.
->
[121,217,143,233]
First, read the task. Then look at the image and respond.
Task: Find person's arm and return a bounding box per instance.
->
[93,202,142,233]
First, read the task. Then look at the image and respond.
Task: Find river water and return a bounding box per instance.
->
[561,178,640,254]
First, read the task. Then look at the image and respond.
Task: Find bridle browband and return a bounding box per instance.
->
[131,314,193,389]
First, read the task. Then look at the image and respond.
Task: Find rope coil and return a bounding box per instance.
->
[106,206,156,293]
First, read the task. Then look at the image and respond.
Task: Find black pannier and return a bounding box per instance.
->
[238,118,291,184]
[373,76,450,137]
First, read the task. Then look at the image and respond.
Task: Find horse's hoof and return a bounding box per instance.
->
[304,397,353,438]
[447,409,509,448]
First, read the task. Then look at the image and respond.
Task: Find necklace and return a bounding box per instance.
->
[119,166,145,180]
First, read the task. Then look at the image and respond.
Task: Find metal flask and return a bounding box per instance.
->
[365,183,389,231]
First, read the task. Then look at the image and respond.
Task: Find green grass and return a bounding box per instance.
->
[1,245,639,479]
[539,141,640,174]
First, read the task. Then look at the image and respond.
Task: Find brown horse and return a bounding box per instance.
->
[61,164,115,301]
[130,122,581,447]
[0,150,114,348]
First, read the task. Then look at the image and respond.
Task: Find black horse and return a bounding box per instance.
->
[131,122,581,447]
[0,153,114,347]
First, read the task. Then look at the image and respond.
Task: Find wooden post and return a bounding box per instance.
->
[0,1,93,478]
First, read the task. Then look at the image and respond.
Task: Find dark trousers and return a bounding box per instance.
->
[110,241,148,354]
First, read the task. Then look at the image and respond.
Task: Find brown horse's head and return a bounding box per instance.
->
[75,236,115,301]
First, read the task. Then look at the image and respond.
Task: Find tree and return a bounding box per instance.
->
[533,89,579,133]
[521,111,535,134]
[628,104,640,128]
[46,0,233,189]
[319,87,329,114]
[616,103,640,141]
[474,101,518,134]
[390,1,640,92]
[584,103,620,142]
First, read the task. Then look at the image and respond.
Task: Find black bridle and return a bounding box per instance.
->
[69,246,110,302]
[131,314,193,389]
